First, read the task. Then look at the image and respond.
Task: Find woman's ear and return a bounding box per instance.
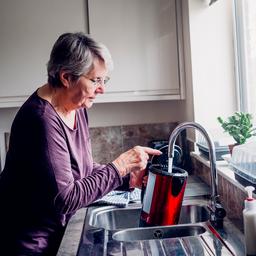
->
[59,70,70,88]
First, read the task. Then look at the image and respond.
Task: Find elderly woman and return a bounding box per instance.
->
[0,32,161,255]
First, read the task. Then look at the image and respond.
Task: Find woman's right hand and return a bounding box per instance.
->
[112,146,162,177]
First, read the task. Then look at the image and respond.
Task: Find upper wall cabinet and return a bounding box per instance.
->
[0,0,86,108]
[0,0,185,107]
[89,0,185,103]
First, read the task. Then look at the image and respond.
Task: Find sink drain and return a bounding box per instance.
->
[153,229,163,239]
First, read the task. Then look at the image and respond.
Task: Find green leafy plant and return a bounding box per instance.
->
[217,112,256,144]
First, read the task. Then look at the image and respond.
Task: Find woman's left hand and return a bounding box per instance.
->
[129,169,148,189]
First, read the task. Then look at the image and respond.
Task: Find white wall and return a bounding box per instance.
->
[88,100,185,127]
[186,0,237,132]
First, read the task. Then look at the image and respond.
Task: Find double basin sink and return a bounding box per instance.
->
[77,199,237,255]
[89,201,209,241]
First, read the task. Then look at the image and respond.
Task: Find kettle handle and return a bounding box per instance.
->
[140,161,151,203]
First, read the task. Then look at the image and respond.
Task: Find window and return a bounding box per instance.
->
[233,0,256,123]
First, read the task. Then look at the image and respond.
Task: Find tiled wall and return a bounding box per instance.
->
[89,122,178,164]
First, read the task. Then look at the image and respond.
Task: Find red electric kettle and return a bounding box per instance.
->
[140,164,188,227]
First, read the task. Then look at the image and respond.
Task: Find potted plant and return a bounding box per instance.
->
[217,112,256,154]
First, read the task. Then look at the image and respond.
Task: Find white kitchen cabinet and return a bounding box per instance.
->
[0,0,185,107]
[0,0,87,108]
[88,0,185,103]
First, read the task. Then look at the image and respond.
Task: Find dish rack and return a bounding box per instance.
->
[196,133,231,161]
[229,142,256,188]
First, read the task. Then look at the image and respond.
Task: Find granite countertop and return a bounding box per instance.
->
[57,176,246,256]
[57,207,87,256]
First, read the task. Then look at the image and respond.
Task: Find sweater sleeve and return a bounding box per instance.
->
[92,162,131,191]
[32,112,123,218]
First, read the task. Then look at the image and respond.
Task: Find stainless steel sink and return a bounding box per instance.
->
[112,224,207,242]
[89,202,210,231]
[78,200,242,255]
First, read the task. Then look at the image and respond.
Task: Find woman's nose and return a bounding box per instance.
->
[95,84,105,94]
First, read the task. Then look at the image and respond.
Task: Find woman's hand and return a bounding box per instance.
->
[112,146,162,177]
[129,170,148,189]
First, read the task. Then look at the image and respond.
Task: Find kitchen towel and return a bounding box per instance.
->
[95,188,141,207]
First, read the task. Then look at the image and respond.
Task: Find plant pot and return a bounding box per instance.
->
[228,143,239,155]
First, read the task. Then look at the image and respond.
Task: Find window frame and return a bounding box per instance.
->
[233,0,256,117]
[233,0,248,112]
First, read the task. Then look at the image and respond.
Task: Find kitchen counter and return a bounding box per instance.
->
[57,176,245,255]
[57,207,87,256]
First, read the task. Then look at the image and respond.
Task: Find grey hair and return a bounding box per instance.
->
[47,32,113,88]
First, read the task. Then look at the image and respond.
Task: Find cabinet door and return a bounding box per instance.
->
[88,0,185,102]
[0,0,86,107]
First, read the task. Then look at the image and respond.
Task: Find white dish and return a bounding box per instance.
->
[221,154,231,163]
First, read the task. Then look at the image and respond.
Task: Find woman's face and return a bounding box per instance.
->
[67,58,108,109]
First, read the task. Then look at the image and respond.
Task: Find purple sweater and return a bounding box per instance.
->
[0,91,126,255]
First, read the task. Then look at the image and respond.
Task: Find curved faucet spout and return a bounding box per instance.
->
[168,122,218,208]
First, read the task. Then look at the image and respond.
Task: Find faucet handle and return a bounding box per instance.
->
[214,203,226,219]
[209,202,226,228]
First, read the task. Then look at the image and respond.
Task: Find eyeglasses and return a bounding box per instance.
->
[82,75,110,88]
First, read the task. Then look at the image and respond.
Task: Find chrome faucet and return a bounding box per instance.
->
[168,122,226,228]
